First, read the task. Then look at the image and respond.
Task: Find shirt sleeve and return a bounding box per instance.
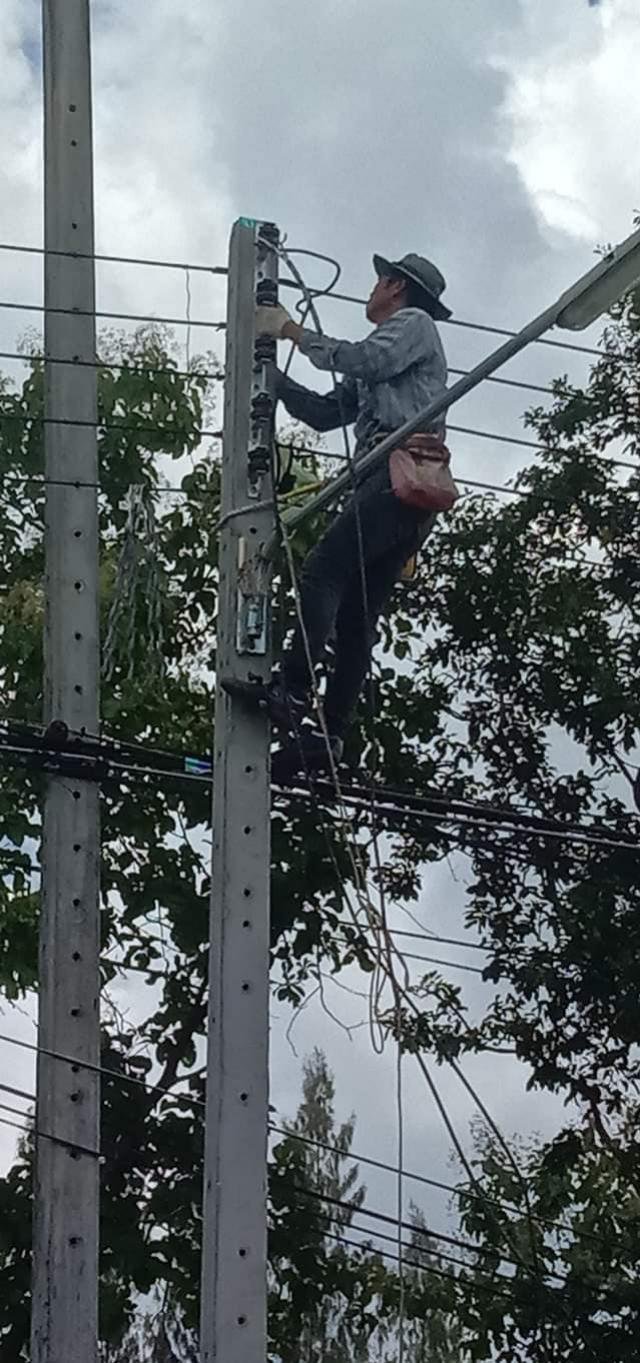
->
[297,310,437,383]
[276,370,358,432]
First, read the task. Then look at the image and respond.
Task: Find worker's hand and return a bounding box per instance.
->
[255,304,292,339]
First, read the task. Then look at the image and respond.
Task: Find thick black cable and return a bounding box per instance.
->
[288,783,638,854]
[6,717,635,848]
[1,723,637,852]
[307,776,640,851]
[342,773,640,840]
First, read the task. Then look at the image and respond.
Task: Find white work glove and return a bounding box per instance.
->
[255,304,292,339]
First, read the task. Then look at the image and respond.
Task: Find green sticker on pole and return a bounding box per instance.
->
[237,216,258,228]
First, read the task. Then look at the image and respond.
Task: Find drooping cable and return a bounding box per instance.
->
[265,251,550,1300]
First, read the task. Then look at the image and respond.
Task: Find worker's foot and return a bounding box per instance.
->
[221,676,307,733]
[272,730,344,784]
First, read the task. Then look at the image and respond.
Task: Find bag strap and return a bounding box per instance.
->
[404,433,452,466]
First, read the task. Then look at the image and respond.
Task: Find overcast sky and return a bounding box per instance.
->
[1,0,639,1247]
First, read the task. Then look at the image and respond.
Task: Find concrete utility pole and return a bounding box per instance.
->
[200,219,279,1363]
[31,4,100,1361]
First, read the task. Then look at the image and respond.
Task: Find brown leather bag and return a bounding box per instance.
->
[389,432,459,512]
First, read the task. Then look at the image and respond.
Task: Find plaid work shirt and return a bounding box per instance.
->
[276,307,448,474]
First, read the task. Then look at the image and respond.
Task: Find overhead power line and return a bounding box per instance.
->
[0,1099,30,1120]
[269,1127,614,1251]
[294,1196,571,1289]
[0,238,606,357]
[386,930,489,954]
[0,1079,35,1104]
[316,1226,532,1304]
[1,403,637,479]
[286,1181,564,1278]
[302,1206,529,1289]
[0,1030,206,1108]
[0,297,226,333]
[400,951,485,976]
[0,240,228,277]
[0,421,636,511]
[0,1107,99,1159]
[0,1095,571,1289]
[0,347,223,384]
[1,723,637,853]
[0,1053,611,1256]
[0,344,557,399]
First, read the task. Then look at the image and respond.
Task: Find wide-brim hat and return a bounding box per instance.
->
[373,251,452,321]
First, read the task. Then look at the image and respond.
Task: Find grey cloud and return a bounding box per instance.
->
[207,0,564,320]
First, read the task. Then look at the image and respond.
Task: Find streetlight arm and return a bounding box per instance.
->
[264,221,640,551]
[270,298,560,546]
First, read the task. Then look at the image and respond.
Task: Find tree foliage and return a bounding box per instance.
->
[453,1115,640,1360]
[0,285,639,1357]
[101,1049,462,1362]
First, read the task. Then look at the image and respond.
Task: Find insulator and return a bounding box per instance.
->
[256,279,278,307]
[254,336,276,364]
[259,221,279,245]
[251,392,273,419]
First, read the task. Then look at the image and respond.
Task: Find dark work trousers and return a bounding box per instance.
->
[283,468,435,737]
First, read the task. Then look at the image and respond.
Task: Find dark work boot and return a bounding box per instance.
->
[221,676,308,733]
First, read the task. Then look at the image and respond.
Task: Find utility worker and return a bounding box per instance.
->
[236,252,450,774]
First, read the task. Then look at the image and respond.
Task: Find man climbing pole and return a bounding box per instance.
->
[226,251,452,777]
